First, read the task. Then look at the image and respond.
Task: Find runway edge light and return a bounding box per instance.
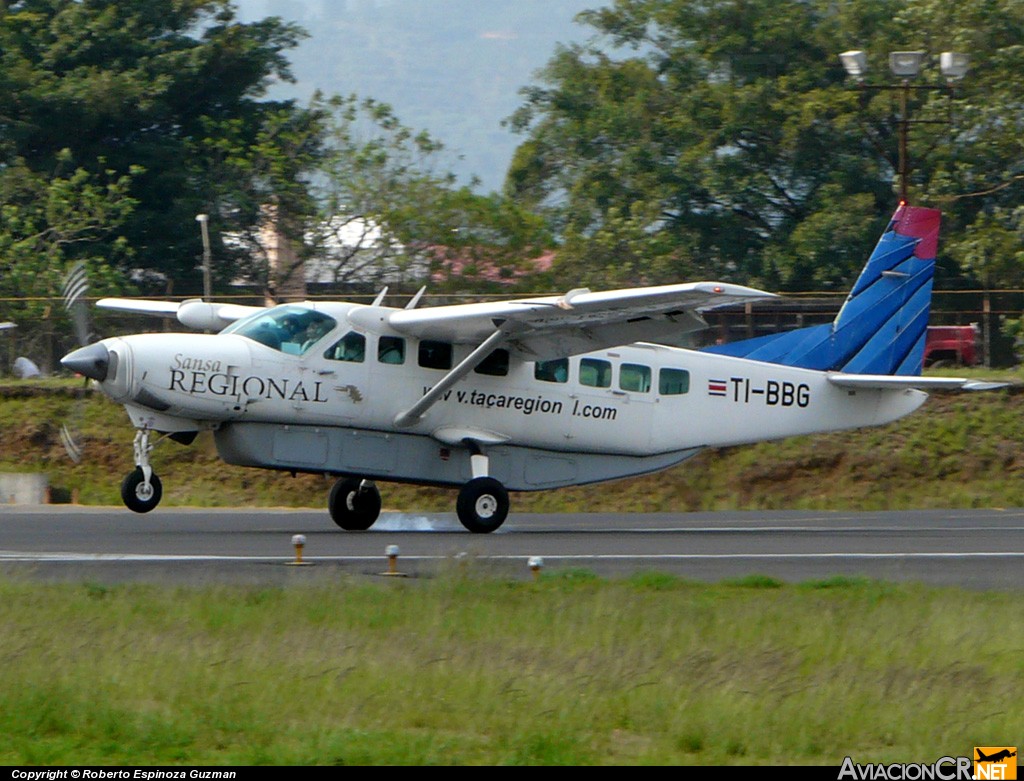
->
[528,556,544,581]
[288,534,311,566]
[382,544,407,577]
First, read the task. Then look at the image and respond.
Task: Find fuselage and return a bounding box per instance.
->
[87,301,927,470]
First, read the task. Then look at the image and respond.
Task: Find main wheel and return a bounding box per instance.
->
[328,478,382,531]
[456,477,509,533]
[120,467,163,513]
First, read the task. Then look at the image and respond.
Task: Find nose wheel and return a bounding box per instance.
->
[121,428,163,513]
[121,467,163,513]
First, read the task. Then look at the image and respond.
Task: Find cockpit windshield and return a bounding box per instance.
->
[221,305,337,355]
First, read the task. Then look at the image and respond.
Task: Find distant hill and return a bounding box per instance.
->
[236,0,596,193]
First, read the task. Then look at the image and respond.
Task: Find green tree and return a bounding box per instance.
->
[0,154,136,301]
[0,151,137,368]
[506,0,1024,290]
[188,102,329,300]
[0,0,307,291]
[305,95,551,293]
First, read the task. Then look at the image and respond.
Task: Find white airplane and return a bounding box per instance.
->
[61,204,992,532]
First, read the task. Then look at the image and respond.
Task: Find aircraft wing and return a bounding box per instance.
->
[98,298,264,330]
[351,282,776,361]
[357,281,776,428]
[826,374,1008,391]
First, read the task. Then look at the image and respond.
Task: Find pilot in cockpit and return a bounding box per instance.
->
[301,320,332,353]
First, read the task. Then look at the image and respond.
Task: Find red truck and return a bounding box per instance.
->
[923,324,980,367]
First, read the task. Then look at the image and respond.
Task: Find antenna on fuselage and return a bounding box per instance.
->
[371,286,389,307]
[405,286,427,310]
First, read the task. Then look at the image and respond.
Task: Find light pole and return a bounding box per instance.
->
[196,213,212,302]
[839,49,968,203]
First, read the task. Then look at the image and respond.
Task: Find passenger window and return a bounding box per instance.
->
[620,363,651,393]
[418,340,453,370]
[475,349,509,377]
[659,368,690,395]
[378,336,405,365]
[324,331,366,363]
[579,358,612,388]
[535,358,568,384]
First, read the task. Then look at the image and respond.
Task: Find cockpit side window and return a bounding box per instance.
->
[325,331,366,363]
[222,305,336,356]
[378,336,406,365]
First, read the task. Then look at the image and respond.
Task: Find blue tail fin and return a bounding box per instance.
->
[703,204,940,376]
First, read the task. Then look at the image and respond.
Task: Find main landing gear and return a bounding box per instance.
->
[328,478,382,531]
[455,476,509,534]
[455,445,509,533]
[328,445,510,533]
[121,429,163,513]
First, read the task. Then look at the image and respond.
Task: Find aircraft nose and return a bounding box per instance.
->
[61,342,110,382]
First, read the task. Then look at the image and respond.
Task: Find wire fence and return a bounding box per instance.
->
[1,289,1021,376]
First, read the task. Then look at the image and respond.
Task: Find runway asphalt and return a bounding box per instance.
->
[2,505,1023,588]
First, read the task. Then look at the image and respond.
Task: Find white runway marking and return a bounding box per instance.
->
[2,550,1024,563]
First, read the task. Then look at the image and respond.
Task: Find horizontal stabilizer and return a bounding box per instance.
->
[827,374,1008,391]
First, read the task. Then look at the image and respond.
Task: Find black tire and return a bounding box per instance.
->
[456,477,509,533]
[328,478,382,531]
[120,467,162,513]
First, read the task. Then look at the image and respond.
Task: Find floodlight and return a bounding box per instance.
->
[839,50,868,79]
[889,51,925,78]
[940,52,969,81]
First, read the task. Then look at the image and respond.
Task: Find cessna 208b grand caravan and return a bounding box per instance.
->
[61,204,987,532]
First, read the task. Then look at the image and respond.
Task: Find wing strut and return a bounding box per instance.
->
[394,327,510,428]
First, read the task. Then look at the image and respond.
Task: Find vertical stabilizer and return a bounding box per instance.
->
[703,204,940,376]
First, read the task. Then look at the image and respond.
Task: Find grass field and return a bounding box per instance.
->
[1,380,1022,765]
[0,572,1020,765]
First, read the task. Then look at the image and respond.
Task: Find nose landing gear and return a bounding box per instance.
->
[121,467,163,513]
[120,428,163,513]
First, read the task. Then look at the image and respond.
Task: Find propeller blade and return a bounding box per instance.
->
[62,263,89,307]
[62,262,94,346]
[59,423,83,464]
[60,263,96,463]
